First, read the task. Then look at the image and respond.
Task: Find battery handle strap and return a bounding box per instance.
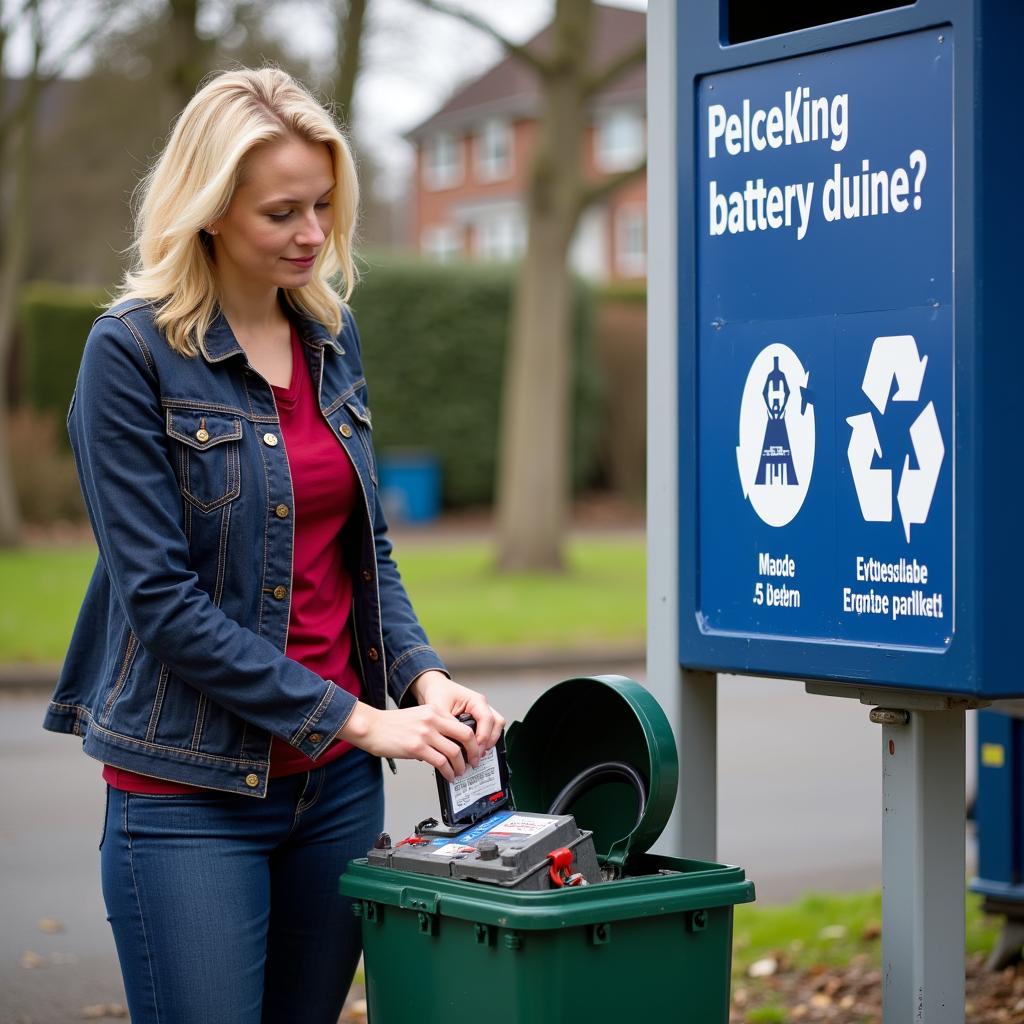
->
[547,760,648,824]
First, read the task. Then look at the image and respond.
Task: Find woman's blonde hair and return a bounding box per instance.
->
[112,67,358,356]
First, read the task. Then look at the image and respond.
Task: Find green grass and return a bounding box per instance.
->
[743,1008,788,1024]
[732,889,1000,977]
[0,545,99,662]
[396,536,645,651]
[0,536,645,663]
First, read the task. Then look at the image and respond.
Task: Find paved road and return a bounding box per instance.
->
[0,672,977,1022]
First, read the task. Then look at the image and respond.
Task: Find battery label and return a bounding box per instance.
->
[446,745,502,817]
[431,843,477,858]
[485,814,552,837]
[431,810,514,845]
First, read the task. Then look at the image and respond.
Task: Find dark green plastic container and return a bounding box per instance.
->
[340,676,755,1022]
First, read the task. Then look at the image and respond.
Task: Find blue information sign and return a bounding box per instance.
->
[695,30,954,653]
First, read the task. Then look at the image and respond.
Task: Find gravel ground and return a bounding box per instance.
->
[8,957,1019,1023]
[339,956,1024,1024]
[728,953,1024,1023]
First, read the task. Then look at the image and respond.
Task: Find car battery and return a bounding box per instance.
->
[366,713,601,890]
[368,809,601,889]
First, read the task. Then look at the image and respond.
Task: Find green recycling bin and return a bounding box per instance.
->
[340,676,754,1022]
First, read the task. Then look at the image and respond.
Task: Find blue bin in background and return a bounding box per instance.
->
[972,709,1024,903]
[970,706,1024,968]
[379,450,441,525]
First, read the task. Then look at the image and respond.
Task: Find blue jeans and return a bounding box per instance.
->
[100,749,383,1024]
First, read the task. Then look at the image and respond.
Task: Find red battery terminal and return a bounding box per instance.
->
[547,847,587,887]
[395,835,430,849]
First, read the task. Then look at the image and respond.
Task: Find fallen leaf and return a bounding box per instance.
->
[860,920,881,941]
[809,992,833,1009]
[19,950,44,969]
[80,1004,127,1019]
[37,917,64,934]
[748,956,778,978]
[818,923,847,941]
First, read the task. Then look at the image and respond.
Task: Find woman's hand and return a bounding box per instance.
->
[408,670,506,760]
[338,700,477,782]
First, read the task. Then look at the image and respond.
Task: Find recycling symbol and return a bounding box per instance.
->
[846,334,944,542]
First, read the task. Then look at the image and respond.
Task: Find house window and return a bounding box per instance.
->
[615,203,646,277]
[422,225,462,263]
[475,119,513,182]
[595,106,645,173]
[474,210,526,262]
[423,133,463,190]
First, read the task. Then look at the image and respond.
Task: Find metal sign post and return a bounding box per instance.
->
[647,0,717,862]
[880,706,966,1020]
[648,1,1024,1020]
[808,684,982,1020]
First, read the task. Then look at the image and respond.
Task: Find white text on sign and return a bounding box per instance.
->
[754,552,801,608]
[705,85,929,240]
[843,556,944,621]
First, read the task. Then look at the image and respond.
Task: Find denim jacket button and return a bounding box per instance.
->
[275,503,289,519]
[308,732,323,744]
[339,423,353,438]
[263,432,279,447]
[367,646,380,662]
[195,428,209,443]
[361,569,373,582]
[244,773,260,788]
[273,585,288,600]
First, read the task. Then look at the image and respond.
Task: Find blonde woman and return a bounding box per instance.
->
[45,68,504,1023]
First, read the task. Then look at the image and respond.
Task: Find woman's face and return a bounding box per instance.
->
[209,135,336,293]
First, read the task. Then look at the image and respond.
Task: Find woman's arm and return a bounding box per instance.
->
[69,315,353,760]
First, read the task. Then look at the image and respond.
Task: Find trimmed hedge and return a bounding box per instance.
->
[18,281,109,421]
[17,261,601,507]
[351,256,600,506]
[597,281,646,305]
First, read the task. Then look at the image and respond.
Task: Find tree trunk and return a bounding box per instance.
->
[0,9,41,547]
[495,0,592,571]
[334,0,367,131]
[163,0,207,122]
[0,15,7,232]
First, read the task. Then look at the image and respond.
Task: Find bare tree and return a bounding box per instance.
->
[162,0,210,122]
[0,0,117,546]
[0,0,40,546]
[333,0,367,129]
[415,0,645,570]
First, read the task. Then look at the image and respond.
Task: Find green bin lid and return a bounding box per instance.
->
[504,675,678,870]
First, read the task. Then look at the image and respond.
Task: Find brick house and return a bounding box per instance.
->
[405,4,646,283]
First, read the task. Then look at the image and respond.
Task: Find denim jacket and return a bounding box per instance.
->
[43,298,447,796]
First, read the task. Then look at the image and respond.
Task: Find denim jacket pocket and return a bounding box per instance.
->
[165,408,243,513]
[344,399,377,484]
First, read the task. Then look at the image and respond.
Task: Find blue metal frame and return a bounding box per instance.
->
[677,0,1024,696]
